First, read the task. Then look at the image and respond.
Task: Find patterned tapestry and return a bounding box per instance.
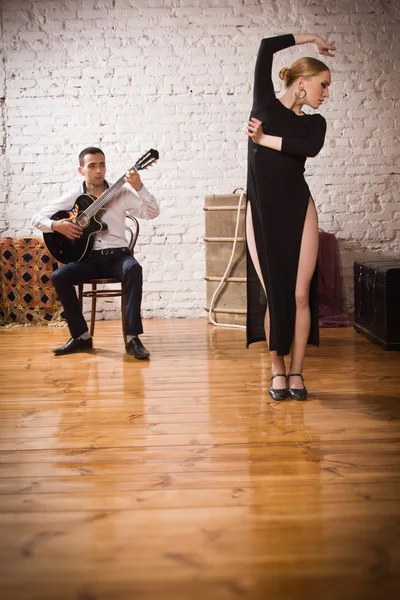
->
[0,237,63,325]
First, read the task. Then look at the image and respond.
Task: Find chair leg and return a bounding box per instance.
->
[90,283,97,337]
[78,283,83,311]
[121,282,126,345]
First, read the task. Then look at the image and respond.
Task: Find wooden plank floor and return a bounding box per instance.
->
[0,318,400,600]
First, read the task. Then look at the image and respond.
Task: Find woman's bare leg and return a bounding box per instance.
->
[246,202,286,387]
[289,198,319,388]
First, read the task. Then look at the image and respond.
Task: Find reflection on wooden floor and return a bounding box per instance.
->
[0,318,400,600]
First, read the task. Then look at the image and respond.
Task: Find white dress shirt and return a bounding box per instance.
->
[32,181,160,250]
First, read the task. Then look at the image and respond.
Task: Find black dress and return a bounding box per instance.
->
[246,34,327,356]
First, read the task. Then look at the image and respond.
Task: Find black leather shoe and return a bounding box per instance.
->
[126,337,150,359]
[53,336,93,356]
[269,373,288,401]
[288,373,308,400]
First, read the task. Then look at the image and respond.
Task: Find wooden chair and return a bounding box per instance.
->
[77,215,139,342]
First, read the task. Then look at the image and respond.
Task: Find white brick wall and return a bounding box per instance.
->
[1,0,399,319]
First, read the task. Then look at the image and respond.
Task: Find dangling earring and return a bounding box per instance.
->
[296,89,306,100]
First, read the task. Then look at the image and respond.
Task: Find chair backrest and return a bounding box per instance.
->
[125,215,140,254]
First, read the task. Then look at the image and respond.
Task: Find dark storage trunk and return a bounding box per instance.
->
[354,259,400,351]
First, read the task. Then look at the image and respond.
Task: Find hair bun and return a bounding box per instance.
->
[279,67,290,84]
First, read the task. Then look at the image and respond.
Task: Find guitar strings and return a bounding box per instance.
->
[77,174,127,225]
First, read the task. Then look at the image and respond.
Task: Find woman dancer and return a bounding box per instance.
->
[245,33,335,400]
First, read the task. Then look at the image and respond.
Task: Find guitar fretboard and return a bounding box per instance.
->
[76,173,129,226]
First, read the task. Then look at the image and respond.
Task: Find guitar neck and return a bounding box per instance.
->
[84,173,131,219]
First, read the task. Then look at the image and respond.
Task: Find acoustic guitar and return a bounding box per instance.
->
[43,148,159,264]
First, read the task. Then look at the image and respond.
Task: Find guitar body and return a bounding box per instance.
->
[43,194,107,264]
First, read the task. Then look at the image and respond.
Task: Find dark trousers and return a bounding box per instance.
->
[52,250,143,339]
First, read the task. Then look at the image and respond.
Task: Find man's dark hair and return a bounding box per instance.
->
[79,147,105,166]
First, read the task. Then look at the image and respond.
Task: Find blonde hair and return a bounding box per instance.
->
[279,57,329,88]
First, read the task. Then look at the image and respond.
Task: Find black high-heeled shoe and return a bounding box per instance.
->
[269,373,288,401]
[287,373,307,401]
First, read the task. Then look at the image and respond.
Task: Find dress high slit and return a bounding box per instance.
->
[246,34,327,356]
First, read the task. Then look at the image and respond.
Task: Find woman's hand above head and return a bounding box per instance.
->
[313,35,336,57]
[293,33,336,57]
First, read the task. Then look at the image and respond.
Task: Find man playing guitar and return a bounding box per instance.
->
[32,146,160,359]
